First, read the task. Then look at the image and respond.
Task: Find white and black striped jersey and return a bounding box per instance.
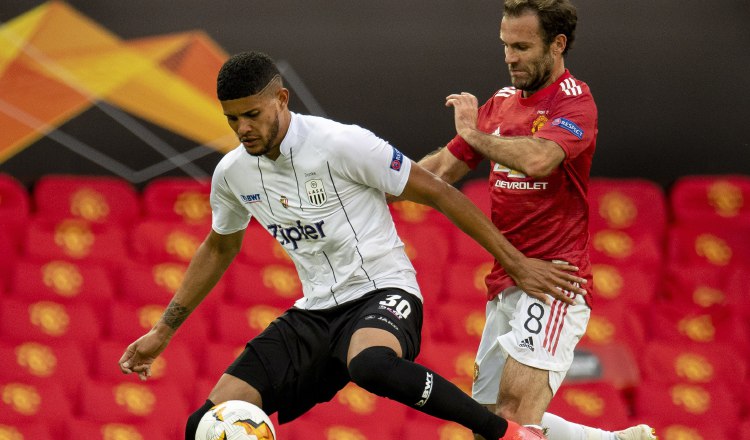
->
[211,112,422,309]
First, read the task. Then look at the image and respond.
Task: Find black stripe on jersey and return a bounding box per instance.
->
[322,250,339,305]
[326,162,359,241]
[326,162,375,290]
[289,147,304,211]
[257,157,275,216]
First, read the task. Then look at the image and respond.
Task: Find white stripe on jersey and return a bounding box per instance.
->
[495,87,517,98]
[560,78,582,96]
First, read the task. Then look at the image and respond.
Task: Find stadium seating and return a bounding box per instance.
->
[0,173,30,251]
[2,171,750,437]
[0,340,86,396]
[669,174,750,227]
[547,381,631,430]
[141,177,212,225]
[32,174,140,225]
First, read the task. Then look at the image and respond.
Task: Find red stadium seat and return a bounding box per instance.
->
[666,223,750,270]
[0,379,71,431]
[141,177,212,225]
[129,219,210,264]
[32,174,140,225]
[67,420,173,440]
[23,218,129,268]
[289,414,399,440]
[397,222,452,272]
[633,381,739,427]
[0,340,86,396]
[547,381,631,431]
[105,300,209,348]
[0,230,16,294]
[567,343,641,391]
[652,422,728,440]
[92,339,197,401]
[0,173,30,251]
[426,300,486,344]
[401,412,474,440]
[198,342,247,386]
[9,259,114,313]
[442,261,493,302]
[647,303,748,354]
[211,301,286,346]
[589,227,663,268]
[236,220,295,267]
[669,174,750,227]
[579,302,647,353]
[417,341,476,395]
[0,422,54,440]
[590,262,661,306]
[114,260,225,313]
[301,382,407,428]
[640,341,745,387]
[77,378,188,435]
[224,262,301,308]
[663,263,747,309]
[0,298,100,347]
[589,177,668,242]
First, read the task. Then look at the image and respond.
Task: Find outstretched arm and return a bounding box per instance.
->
[119,229,245,380]
[399,161,585,304]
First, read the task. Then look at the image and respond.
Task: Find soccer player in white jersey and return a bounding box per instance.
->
[119,51,588,440]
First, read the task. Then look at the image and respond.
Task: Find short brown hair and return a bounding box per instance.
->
[504,0,577,55]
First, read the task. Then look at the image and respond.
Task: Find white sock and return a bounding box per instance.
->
[541,412,616,440]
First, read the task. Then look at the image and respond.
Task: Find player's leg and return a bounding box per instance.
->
[186,374,264,440]
[344,289,522,440]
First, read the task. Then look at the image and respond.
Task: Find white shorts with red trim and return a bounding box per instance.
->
[472,286,590,404]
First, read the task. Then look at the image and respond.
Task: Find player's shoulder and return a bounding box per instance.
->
[556,73,594,99]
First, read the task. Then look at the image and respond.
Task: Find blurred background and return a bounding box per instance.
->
[0,1,748,440]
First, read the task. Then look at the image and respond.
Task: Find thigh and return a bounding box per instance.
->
[224,309,348,423]
[343,288,423,363]
[497,287,589,387]
[472,297,512,404]
[497,356,553,424]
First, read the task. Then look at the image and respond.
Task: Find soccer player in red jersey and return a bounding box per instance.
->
[420,1,655,440]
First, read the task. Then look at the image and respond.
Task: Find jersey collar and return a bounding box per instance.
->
[278,111,298,158]
[517,69,571,105]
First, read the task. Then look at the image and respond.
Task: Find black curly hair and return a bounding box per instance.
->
[217,51,282,101]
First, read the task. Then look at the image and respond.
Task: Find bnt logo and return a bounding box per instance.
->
[241,194,262,204]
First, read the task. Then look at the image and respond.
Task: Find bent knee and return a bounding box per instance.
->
[348,346,398,392]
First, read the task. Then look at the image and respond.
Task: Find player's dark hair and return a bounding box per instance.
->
[217,51,282,101]
[504,0,577,55]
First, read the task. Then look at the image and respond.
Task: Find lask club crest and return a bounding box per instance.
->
[305,179,327,206]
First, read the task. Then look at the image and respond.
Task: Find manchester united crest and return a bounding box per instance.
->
[305,179,327,206]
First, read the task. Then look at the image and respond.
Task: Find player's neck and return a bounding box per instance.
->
[521,62,566,98]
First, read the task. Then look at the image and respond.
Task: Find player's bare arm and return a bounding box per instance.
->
[445,92,565,178]
[418,146,471,185]
[400,161,585,305]
[118,229,245,380]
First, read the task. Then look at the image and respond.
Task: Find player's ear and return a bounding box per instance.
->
[552,34,567,55]
[277,87,290,108]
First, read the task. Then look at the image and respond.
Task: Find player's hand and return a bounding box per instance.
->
[445,92,479,139]
[508,257,586,305]
[118,330,171,381]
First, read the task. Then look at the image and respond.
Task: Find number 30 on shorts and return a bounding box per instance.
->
[379,295,412,318]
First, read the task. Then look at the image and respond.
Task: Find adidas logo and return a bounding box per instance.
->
[519,337,535,352]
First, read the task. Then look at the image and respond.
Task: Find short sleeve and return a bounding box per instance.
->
[328,125,412,196]
[534,90,597,160]
[210,163,252,234]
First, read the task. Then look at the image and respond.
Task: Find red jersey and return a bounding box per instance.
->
[447,70,597,302]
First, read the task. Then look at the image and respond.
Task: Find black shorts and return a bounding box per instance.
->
[225,288,423,423]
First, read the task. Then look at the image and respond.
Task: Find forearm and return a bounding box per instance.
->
[460,129,558,178]
[156,234,239,333]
